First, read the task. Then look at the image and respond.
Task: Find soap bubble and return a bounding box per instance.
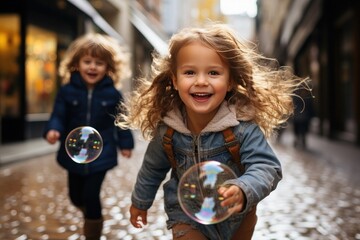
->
[178,161,237,225]
[65,126,103,164]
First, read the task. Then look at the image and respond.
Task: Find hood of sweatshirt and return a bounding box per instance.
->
[162,101,240,135]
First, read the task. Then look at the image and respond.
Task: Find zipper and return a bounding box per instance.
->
[85,89,93,174]
[86,89,93,125]
[193,135,201,165]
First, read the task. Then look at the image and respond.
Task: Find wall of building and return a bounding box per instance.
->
[256,0,360,145]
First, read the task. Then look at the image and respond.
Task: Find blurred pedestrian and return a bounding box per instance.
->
[275,122,288,144]
[43,33,134,239]
[116,23,308,240]
[292,88,314,149]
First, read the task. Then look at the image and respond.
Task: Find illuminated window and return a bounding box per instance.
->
[0,14,21,117]
[26,25,57,115]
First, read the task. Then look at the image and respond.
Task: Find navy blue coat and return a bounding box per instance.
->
[43,72,134,175]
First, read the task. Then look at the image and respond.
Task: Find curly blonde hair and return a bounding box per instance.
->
[59,33,130,89]
[117,23,310,139]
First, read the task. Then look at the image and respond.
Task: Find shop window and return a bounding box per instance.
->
[25,25,57,118]
[0,14,21,118]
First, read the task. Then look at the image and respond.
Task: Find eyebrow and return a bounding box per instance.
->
[178,64,224,69]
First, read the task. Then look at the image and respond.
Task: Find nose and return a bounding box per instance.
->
[194,73,208,86]
[89,61,96,69]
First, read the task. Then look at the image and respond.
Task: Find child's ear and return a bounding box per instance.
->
[171,75,178,90]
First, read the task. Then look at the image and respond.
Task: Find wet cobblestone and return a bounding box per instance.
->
[253,145,360,240]
[0,131,359,239]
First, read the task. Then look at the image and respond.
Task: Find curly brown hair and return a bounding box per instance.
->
[117,23,310,139]
[59,33,130,89]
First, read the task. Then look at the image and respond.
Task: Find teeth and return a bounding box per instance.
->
[193,93,210,97]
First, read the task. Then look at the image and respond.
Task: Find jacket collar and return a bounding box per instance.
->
[70,71,113,89]
[163,101,240,135]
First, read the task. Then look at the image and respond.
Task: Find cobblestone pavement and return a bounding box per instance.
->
[0,131,359,240]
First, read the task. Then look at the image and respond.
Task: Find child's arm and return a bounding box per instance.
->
[43,88,66,141]
[129,204,147,228]
[130,130,172,225]
[115,91,135,151]
[222,123,282,212]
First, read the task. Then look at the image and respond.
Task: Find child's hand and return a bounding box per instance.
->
[130,204,147,228]
[46,130,60,144]
[120,149,132,158]
[218,185,246,214]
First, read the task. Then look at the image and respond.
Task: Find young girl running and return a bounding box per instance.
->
[117,23,308,240]
[44,33,134,239]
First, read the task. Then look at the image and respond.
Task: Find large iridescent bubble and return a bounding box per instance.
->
[178,161,237,224]
[65,126,103,164]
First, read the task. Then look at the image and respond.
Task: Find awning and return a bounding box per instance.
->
[129,3,168,55]
[67,0,125,43]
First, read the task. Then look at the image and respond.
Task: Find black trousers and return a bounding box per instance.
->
[68,171,107,219]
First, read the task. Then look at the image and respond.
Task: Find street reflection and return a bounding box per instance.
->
[0,134,359,240]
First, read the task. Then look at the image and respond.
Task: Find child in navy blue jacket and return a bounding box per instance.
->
[44,33,134,239]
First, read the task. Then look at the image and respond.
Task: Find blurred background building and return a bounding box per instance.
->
[0,0,359,149]
[0,0,132,143]
[256,0,360,145]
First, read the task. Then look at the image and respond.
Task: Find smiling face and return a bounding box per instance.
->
[172,41,231,127]
[78,54,108,88]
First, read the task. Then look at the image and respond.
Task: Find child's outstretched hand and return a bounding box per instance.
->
[46,130,60,144]
[120,149,132,158]
[218,185,246,214]
[130,204,147,228]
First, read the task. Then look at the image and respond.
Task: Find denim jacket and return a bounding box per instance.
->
[131,101,282,239]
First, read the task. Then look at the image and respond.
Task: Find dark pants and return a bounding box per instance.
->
[68,171,107,219]
[293,119,310,148]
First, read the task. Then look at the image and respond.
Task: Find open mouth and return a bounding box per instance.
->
[87,73,98,78]
[191,93,212,101]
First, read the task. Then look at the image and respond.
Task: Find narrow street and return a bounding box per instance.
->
[0,130,359,240]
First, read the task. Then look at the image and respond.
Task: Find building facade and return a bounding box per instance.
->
[0,0,128,144]
[257,0,360,145]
